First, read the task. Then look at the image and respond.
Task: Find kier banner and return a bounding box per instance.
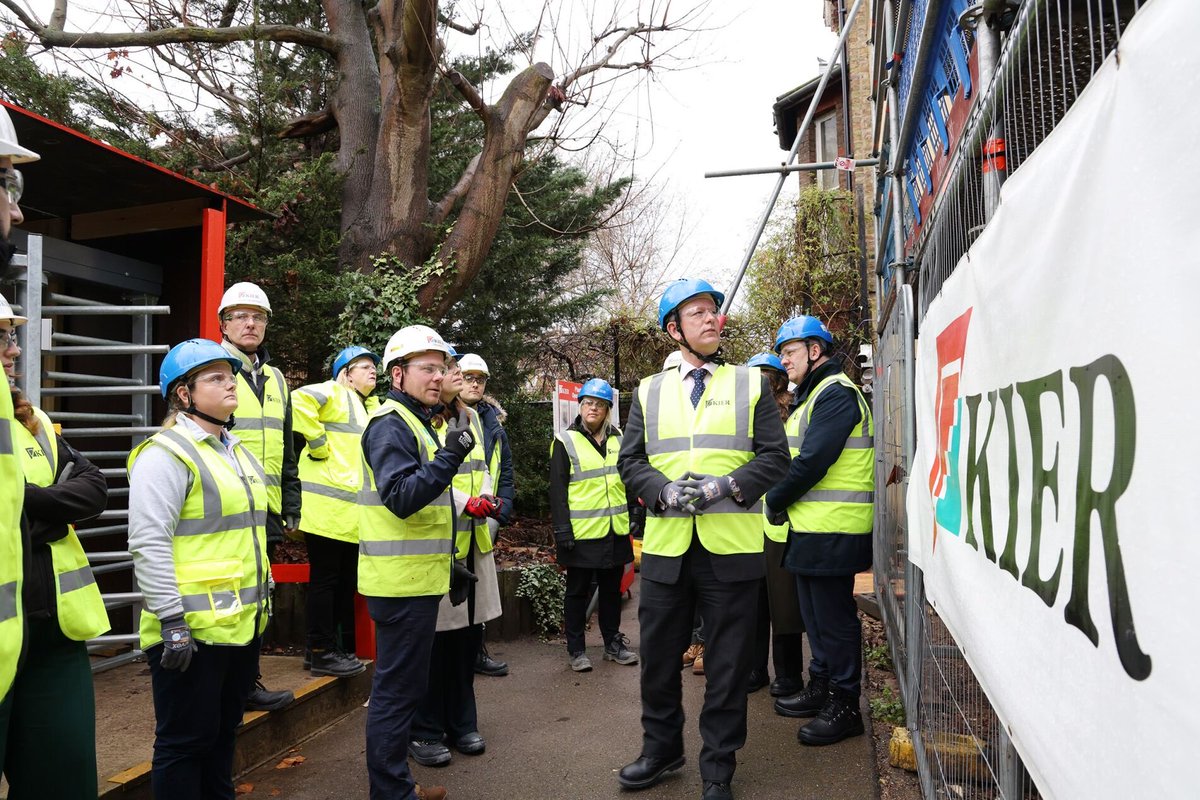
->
[906,0,1200,796]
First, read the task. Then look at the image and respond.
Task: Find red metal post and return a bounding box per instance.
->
[199,205,227,342]
[355,594,376,660]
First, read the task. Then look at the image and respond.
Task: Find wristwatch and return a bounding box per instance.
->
[727,476,743,503]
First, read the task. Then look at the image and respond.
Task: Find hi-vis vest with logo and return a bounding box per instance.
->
[638,365,764,557]
[17,407,110,641]
[785,373,874,535]
[554,429,629,540]
[294,381,379,542]
[357,400,454,597]
[128,428,270,649]
[440,407,492,560]
[233,365,289,514]
[0,389,23,697]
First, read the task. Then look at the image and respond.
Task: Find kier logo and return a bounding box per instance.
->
[928,308,972,553]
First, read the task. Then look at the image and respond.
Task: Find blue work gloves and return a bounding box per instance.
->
[159,616,198,672]
[687,474,735,512]
[442,407,476,459]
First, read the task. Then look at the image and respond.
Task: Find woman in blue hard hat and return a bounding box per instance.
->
[0,291,110,800]
[127,338,271,800]
[745,352,806,699]
[549,378,643,672]
[293,346,380,678]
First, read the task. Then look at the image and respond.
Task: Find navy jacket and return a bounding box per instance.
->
[361,389,465,520]
[764,358,872,577]
[475,399,515,523]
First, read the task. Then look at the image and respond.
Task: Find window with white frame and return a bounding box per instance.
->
[815,112,840,190]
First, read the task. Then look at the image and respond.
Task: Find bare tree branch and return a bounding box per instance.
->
[437,10,480,36]
[444,69,489,122]
[432,153,480,226]
[278,107,337,139]
[197,150,252,171]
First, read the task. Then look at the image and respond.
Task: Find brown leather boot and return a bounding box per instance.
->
[682,642,703,669]
[415,784,448,800]
[692,646,706,676]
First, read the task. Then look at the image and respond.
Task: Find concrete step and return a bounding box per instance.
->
[95,655,372,798]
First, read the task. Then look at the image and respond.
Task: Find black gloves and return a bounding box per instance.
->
[159,616,197,672]
[554,526,575,553]
[442,407,476,459]
[449,559,478,606]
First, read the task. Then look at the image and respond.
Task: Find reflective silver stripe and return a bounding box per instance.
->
[643,371,669,444]
[0,581,17,622]
[325,422,363,434]
[301,481,358,503]
[803,490,874,503]
[657,497,762,518]
[457,458,486,476]
[846,436,874,448]
[556,433,582,475]
[233,417,285,432]
[262,474,281,487]
[298,387,329,406]
[160,430,222,521]
[58,564,98,594]
[734,366,750,440]
[645,437,691,455]
[308,434,329,450]
[569,504,628,520]
[787,435,803,450]
[34,422,57,477]
[175,510,264,537]
[693,433,753,452]
[180,585,262,614]
[570,465,618,482]
[0,419,12,455]
[359,486,452,509]
[360,539,454,557]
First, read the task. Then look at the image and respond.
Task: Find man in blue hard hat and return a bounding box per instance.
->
[765,316,874,746]
[617,279,790,800]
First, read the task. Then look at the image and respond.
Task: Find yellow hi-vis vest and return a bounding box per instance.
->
[553,429,629,540]
[0,390,23,698]
[128,428,270,649]
[785,373,874,535]
[293,381,379,542]
[232,364,289,514]
[440,407,492,559]
[638,365,764,557]
[357,400,454,598]
[17,408,110,641]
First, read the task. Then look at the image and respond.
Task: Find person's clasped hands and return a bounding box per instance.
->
[658,473,737,516]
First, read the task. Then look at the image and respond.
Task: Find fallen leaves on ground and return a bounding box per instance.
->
[235,783,254,794]
[274,754,307,769]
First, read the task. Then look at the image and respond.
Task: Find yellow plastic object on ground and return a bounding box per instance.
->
[632,537,642,570]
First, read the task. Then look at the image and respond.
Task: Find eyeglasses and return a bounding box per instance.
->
[192,372,237,388]
[779,342,809,360]
[405,363,447,377]
[348,362,376,373]
[1,169,23,205]
[683,306,719,321]
[224,311,269,325]
[580,398,609,409]
[463,374,488,385]
[2,331,17,348]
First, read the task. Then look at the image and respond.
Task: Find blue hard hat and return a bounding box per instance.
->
[773,315,833,353]
[332,346,381,378]
[159,339,241,398]
[747,351,786,374]
[446,344,459,358]
[578,378,615,406]
[657,278,726,331]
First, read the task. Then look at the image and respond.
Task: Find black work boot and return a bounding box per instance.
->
[310,649,366,678]
[774,675,828,718]
[769,634,805,697]
[797,687,865,746]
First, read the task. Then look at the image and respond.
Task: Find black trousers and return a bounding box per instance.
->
[365,595,440,800]
[305,532,359,652]
[563,564,623,654]
[794,573,862,695]
[0,617,97,800]
[412,624,483,742]
[750,579,805,680]
[147,637,260,800]
[638,538,757,783]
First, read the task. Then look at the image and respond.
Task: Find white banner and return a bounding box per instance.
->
[906,1,1200,797]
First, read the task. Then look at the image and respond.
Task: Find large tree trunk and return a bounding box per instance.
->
[418,62,554,317]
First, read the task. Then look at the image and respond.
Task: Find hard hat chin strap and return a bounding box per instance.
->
[187,405,236,430]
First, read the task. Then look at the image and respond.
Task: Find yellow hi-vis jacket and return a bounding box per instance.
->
[638,365,764,557]
[357,400,454,598]
[17,407,110,641]
[785,373,874,535]
[293,380,379,542]
[232,364,289,514]
[553,429,629,539]
[0,390,23,697]
[440,407,493,560]
[128,428,270,649]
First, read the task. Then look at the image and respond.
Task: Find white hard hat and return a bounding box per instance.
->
[383,325,452,368]
[662,351,683,370]
[218,281,272,316]
[0,107,39,164]
[0,291,27,326]
[457,353,490,376]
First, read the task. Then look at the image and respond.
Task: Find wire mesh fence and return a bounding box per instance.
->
[876,1,1149,798]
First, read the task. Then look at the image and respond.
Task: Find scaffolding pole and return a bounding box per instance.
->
[717,0,867,315]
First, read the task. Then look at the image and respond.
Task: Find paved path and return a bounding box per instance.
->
[236,576,877,800]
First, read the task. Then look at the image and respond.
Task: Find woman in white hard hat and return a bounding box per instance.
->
[127,339,271,800]
[0,287,110,800]
[293,346,380,678]
[408,348,503,767]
